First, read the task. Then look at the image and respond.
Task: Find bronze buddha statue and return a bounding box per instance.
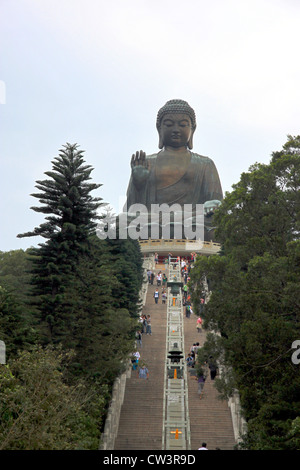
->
[122,99,223,241]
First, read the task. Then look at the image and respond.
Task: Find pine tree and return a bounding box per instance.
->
[18,143,102,342]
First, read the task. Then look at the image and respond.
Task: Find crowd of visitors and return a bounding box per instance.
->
[185,339,219,399]
[186,342,200,368]
[147,268,168,287]
[148,255,205,311]
[139,313,152,336]
[128,252,221,451]
[131,312,153,378]
[134,254,217,392]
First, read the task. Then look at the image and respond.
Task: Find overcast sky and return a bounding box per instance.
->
[1,0,300,251]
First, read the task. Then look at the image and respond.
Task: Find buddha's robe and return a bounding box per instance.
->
[124,152,223,211]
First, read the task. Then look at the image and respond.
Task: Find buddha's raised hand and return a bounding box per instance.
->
[131,151,150,187]
[131,150,149,168]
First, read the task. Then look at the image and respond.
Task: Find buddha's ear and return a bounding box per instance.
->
[187,128,196,150]
[158,130,164,149]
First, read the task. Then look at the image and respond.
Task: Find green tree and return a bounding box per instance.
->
[0,249,38,347]
[0,249,33,304]
[0,286,37,360]
[59,236,140,382]
[0,345,107,449]
[190,135,300,449]
[17,143,102,342]
[106,238,143,318]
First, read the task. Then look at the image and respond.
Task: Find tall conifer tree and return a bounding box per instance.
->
[18,143,102,341]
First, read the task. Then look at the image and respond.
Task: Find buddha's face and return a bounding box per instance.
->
[159,113,194,149]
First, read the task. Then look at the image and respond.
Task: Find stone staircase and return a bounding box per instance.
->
[114,282,166,450]
[114,272,236,451]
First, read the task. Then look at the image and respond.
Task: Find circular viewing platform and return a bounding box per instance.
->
[139,239,221,256]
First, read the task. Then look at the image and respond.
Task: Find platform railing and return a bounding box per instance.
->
[139,238,221,255]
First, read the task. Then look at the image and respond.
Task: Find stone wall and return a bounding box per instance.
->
[99,365,132,450]
[228,390,247,445]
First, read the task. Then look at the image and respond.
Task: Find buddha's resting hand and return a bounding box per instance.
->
[204,200,221,217]
[131,150,150,187]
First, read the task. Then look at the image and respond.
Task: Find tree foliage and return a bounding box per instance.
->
[0,286,37,359]
[190,135,300,450]
[0,346,107,449]
[17,143,103,339]
[0,142,144,449]
[0,250,33,303]
[56,236,142,382]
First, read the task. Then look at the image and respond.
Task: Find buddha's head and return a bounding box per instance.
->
[156,99,197,150]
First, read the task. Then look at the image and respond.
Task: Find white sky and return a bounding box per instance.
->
[1,0,300,251]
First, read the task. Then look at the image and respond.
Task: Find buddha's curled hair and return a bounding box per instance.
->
[156,99,197,130]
